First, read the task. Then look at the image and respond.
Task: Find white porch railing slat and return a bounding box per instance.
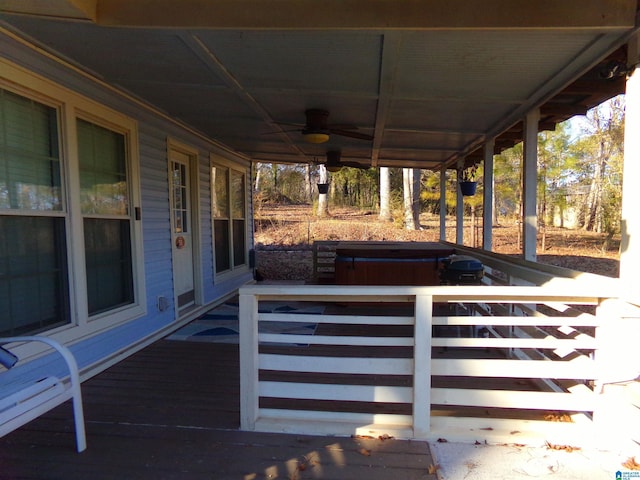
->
[258,333,413,346]
[431,387,597,411]
[432,315,600,327]
[259,313,414,325]
[431,357,597,380]
[260,381,413,403]
[259,354,413,375]
[431,337,597,349]
[257,409,413,427]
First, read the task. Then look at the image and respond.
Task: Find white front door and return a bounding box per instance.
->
[170,149,195,311]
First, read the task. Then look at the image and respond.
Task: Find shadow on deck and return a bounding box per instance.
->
[0,340,436,480]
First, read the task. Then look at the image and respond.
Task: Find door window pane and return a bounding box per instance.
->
[171,162,188,233]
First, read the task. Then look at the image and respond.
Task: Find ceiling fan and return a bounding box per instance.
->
[275,109,374,144]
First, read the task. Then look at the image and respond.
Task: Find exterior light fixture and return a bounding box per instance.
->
[325,150,342,172]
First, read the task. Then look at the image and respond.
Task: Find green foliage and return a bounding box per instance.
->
[330,167,380,209]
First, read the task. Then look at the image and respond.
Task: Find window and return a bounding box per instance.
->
[0,88,70,335]
[78,119,134,315]
[211,161,246,274]
[0,65,143,338]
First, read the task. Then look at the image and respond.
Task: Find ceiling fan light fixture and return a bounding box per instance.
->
[325,150,342,172]
[302,131,330,144]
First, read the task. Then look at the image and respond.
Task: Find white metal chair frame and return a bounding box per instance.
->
[0,336,86,452]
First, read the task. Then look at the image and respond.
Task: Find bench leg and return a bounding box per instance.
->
[71,386,86,452]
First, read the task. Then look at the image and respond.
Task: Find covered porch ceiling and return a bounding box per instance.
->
[1,0,638,170]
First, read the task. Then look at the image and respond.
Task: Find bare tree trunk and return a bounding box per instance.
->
[316,165,329,217]
[271,163,278,193]
[304,164,312,202]
[403,168,416,229]
[254,162,262,192]
[379,167,392,221]
[583,138,606,232]
[412,168,421,228]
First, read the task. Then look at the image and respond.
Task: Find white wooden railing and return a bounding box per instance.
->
[239,282,639,448]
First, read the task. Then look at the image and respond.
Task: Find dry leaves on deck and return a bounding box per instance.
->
[428,464,440,474]
[623,457,640,470]
[544,413,573,422]
[545,441,581,452]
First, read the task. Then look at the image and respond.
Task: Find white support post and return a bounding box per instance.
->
[593,298,640,450]
[522,109,539,261]
[620,34,640,303]
[456,159,464,245]
[482,139,495,251]
[239,292,259,430]
[413,294,432,439]
[439,165,447,241]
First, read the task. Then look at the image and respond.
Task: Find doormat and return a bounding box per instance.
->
[167,299,323,344]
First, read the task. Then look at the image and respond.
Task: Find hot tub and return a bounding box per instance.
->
[334,242,455,286]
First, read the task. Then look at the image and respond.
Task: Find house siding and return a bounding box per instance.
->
[0,31,252,378]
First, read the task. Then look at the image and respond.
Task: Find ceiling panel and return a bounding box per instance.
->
[387,98,512,133]
[196,31,382,94]
[1,5,634,171]
[5,17,226,86]
[394,31,601,101]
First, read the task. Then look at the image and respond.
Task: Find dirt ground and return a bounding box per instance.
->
[253,204,620,281]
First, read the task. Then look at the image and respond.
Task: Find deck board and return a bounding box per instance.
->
[0,340,436,479]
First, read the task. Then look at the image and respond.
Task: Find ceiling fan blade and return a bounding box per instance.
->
[261,128,302,135]
[342,161,371,170]
[274,121,305,127]
[330,128,374,141]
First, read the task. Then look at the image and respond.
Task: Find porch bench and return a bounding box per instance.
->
[0,336,86,452]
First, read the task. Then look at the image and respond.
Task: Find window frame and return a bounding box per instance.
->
[210,154,249,278]
[0,59,146,350]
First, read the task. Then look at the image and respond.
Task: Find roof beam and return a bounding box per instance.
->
[94,0,637,29]
[0,0,97,21]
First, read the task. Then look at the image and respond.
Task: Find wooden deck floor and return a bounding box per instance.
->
[0,340,437,480]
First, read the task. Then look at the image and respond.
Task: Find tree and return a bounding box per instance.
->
[316,164,329,217]
[574,96,625,234]
[403,168,420,229]
[379,167,392,221]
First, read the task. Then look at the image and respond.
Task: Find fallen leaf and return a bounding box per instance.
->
[510,430,521,435]
[480,427,493,431]
[351,434,374,439]
[474,440,481,445]
[428,464,440,474]
[378,433,394,441]
[545,441,581,452]
[623,457,640,470]
[437,438,448,443]
[544,413,573,422]
[359,448,372,456]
